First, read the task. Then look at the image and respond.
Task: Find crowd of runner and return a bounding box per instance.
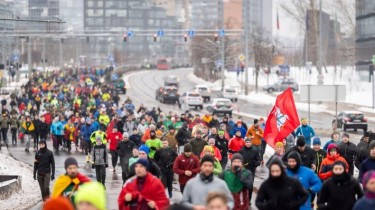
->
[2,69,375,210]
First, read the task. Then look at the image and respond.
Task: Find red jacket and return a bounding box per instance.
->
[319,154,349,180]
[173,154,200,185]
[43,113,52,125]
[118,173,169,210]
[108,132,123,151]
[228,136,245,158]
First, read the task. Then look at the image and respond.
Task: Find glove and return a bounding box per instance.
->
[105,164,108,168]
[33,174,36,180]
[92,164,95,169]
[51,174,55,181]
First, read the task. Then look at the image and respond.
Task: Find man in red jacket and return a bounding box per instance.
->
[228,130,245,159]
[107,127,123,172]
[173,143,200,193]
[118,158,169,210]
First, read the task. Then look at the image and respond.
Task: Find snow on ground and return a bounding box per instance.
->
[0,153,40,210]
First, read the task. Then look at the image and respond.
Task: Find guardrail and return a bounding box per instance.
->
[0,175,22,200]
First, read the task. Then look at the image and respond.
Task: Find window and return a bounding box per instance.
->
[87,0,94,7]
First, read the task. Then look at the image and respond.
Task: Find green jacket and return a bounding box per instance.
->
[214,161,223,176]
[220,168,253,193]
[90,131,107,145]
[145,138,162,158]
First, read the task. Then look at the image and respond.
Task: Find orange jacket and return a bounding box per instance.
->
[246,125,264,146]
[318,154,349,180]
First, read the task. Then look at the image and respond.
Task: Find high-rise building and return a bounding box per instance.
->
[29,0,59,18]
[60,0,84,31]
[356,0,375,74]
[243,0,273,33]
[189,0,219,29]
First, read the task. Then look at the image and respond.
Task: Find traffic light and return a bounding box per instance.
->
[214,34,218,42]
[153,34,157,42]
[123,34,127,42]
[184,34,188,42]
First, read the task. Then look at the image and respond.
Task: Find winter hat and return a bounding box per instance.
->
[244,137,252,142]
[184,143,193,153]
[296,136,306,147]
[156,130,163,136]
[362,170,375,192]
[138,144,150,156]
[332,160,347,171]
[370,141,375,150]
[327,144,338,153]
[217,130,225,135]
[231,153,243,162]
[287,151,301,171]
[75,182,106,210]
[342,132,350,138]
[43,197,74,210]
[196,130,203,135]
[301,118,308,123]
[208,138,215,144]
[275,141,284,148]
[254,119,259,124]
[123,132,129,138]
[313,137,321,145]
[135,158,150,170]
[200,154,215,166]
[202,145,214,154]
[64,157,78,170]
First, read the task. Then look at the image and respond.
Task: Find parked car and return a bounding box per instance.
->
[207,98,233,116]
[164,75,179,87]
[155,86,179,104]
[222,86,238,102]
[112,79,126,94]
[262,77,299,93]
[332,111,368,132]
[192,85,211,102]
[179,92,203,110]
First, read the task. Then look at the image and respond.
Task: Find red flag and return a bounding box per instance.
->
[277,10,280,30]
[264,88,300,148]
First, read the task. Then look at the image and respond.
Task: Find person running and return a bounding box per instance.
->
[128,144,163,181]
[356,132,371,170]
[0,113,10,147]
[337,132,357,175]
[107,127,122,172]
[215,129,229,169]
[74,182,107,210]
[319,144,349,180]
[323,131,341,151]
[52,157,90,203]
[354,170,375,210]
[175,122,191,154]
[21,116,35,152]
[201,145,223,176]
[118,158,169,210]
[246,119,264,154]
[359,141,375,182]
[33,140,55,202]
[181,155,234,209]
[206,192,231,210]
[145,130,162,159]
[220,153,253,209]
[173,143,200,194]
[228,130,245,159]
[256,158,308,210]
[283,136,316,170]
[128,147,139,167]
[117,132,136,182]
[317,161,363,210]
[190,130,207,157]
[294,118,315,147]
[92,136,108,187]
[286,151,322,210]
[265,141,285,168]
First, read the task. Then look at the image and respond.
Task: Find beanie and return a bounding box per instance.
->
[296,136,306,147]
[135,158,150,170]
[156,130,163,136]
[122,132,129,138]
[275,141,284,148]
[217,130,225,135]
[327,144,338,153]
[370,141,375,150]
[200,155,215,166]
[184,143,192,153]
[244,137,252,142]
[75,182,106,210]
[138,144,150,156]
[43,197,74,210]
[362,170,375,191]
[39,140,47,146]
[313,137,321,145]
[332,160,347,171]
[64,157,78,170]
[231,153,243,162]
[254,119,259,124]
[301,118,308,123]
[202,145,214,154]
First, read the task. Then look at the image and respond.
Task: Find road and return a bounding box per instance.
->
[7,68,366,210]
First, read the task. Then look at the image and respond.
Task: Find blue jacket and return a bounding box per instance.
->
[50,122,58,135]
[323,139,341,151]
[353,196,375,210]
[92,120,100,131]
[295,125,315,145]
[81,124,96,142]
[286,166,322,210]
[230,126,246,138]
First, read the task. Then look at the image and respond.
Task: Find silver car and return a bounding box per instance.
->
[262,78,299,93]
[206,98,233,116]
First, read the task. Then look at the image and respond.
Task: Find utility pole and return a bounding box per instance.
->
[244,0,250,95]
[318,0,323,84]
[220,0,225,90]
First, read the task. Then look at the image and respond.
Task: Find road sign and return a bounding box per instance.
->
[372,55,375,65]
[107,55,114,62]
[127,31,134,37]
[157,30,164,37]
[238,54,245,61]
[219,29,225,37]
[188,30,195,37]
[215,60,223,66]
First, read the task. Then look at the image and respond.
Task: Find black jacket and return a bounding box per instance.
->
[356,140,370,168]
[239,146,261,172]
[208,119,220,128]
[313,149,327,174]
[154,147,178,173]
[215,136,228,160]
[116,140,136,160]
[283,146,316,169]
[33,119,42,134]
[256,160,308,210]
[175,127,191,146]
[129,134,141,147]
[33,147,55,176]
[337,141,357,166]
[38,122,49,138]
[317,175,363,210]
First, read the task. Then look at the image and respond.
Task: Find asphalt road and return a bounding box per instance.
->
[6,68,367,210]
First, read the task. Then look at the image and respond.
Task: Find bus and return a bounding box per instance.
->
[157,58,170,70]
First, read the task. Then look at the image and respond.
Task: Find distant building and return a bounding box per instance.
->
[356,0,375,75]
[60,0,84,31]
[242,0,273,33]
[0,1,15,64]
[189,0,219,29]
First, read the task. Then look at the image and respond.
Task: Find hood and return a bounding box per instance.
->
[287,151,301,172]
